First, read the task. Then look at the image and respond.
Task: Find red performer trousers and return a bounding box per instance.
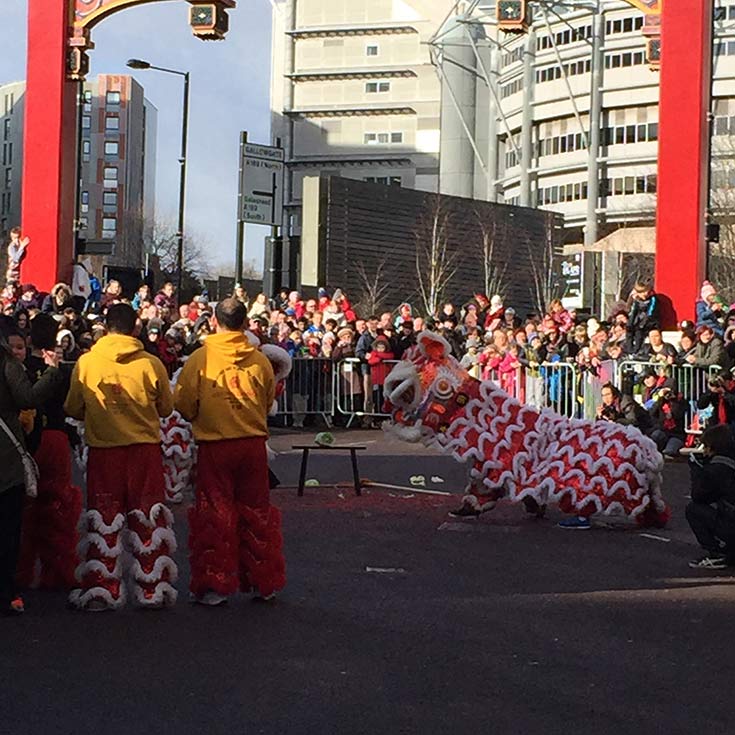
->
[70,444,178,609]
[189,437,286,598]
[17,429,81,590]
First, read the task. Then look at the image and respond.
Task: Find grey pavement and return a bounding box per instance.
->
[2,440,734,734]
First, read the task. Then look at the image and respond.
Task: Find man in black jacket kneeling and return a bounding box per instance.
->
[687,424,735,570]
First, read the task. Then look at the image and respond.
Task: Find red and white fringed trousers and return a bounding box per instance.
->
[68,444,178,611]
[189,437,286,600]
[17,430,82,590]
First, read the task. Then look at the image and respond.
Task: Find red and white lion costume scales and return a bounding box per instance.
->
[384,333,670,527]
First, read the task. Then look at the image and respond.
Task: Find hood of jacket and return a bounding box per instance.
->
[92,333,146,363]
[204,331,257,365]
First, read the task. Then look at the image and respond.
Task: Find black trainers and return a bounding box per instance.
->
[688,554,728,570]
[448,506,481,519]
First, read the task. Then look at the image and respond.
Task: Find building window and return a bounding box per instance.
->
[82,115,91,129]
[364,132,403,145]
[104,141,119,156]
[103,191,118,207]
[3,118,11,140]
[4,168,11,189]
[81,191,89,213]
[82,140,91,162]
[500,77,524,98]
[102,217,116,238]
[103,167,118,187]
[365,81,390,93]
[79,217,88,231]
[4,93,14,116]
[1,143,11,166]
[105,115,120,131]
[604,50,646,69]
[366,45,379,56]
[364,176,402,186]
[106,91,121,106]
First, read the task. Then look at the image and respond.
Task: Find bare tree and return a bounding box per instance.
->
[474,207,509,299]
[202,258,261,282]
[142,217,207,280]
[414,195,460,316]
[354,258,391,315]
[527,215,563,314]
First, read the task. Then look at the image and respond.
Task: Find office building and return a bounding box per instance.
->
[270,0,454,243]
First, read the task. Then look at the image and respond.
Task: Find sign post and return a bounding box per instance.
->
[236,132,284,287]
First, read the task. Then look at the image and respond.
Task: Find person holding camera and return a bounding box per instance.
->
[686,424,735,569]
[596,382,652,434]
[648,380,688,457]
[697,375,735,429]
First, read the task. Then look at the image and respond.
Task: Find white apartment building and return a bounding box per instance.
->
[435,0,735,237]
[270,0,455,238]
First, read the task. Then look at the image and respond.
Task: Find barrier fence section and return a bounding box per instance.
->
[617,360,720,433]
[334,358,399,425]
[277,356,721,432]
[276,356,336,426]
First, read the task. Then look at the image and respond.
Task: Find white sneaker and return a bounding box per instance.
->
[253,591,277,602]
[191,591,228,606]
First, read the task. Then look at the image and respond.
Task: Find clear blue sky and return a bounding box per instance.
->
[2,0,273,273]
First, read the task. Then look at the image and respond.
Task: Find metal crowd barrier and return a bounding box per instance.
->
[275,356,335,426]
[616,360,721,433]
[333,358,399,426]
[275,355,723,431]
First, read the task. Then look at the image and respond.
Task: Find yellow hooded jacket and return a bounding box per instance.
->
[174,331,275,441]
[64,334,173,448]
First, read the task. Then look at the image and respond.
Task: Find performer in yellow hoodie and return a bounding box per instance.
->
[65,304,177,611]
[175,297,285,605]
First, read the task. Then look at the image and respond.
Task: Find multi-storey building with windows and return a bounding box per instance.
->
[270,0,453,245]
[78,75,157,272]
[430,0,735,308]
[0,75,156,274]
[0,82,24,241]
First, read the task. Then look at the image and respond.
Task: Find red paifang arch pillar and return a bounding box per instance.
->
[22,0,78,289]
[21,0,235,291]
[655,0,713,326]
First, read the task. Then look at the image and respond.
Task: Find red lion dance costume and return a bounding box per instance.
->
[65,328,178,611]
[384,333,669,526]
[174,328,289,603]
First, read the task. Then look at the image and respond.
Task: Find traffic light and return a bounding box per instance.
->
[189,3,230,40]
[646,37,661,70]
[497,0,529,33]
[67,48,89,81]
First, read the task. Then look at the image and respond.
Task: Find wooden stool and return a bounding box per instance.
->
[292,444,367,497]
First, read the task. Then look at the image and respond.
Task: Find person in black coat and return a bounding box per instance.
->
[597,383,653,434]
[625,282,659,355]
[648,380,688,457]
[686,424,735,569]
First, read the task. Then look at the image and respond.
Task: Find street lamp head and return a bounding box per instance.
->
[126,58,151,70]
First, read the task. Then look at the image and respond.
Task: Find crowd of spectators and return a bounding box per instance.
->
[4,254,735,450]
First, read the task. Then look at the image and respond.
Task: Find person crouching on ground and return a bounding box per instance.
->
[686,424,735,570]
[65,304,177,611]
[174,297,285,606]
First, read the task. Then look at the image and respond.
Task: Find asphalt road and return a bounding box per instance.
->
[2,442,734,735]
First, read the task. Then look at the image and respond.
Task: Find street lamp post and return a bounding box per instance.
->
[127,59,190,299]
